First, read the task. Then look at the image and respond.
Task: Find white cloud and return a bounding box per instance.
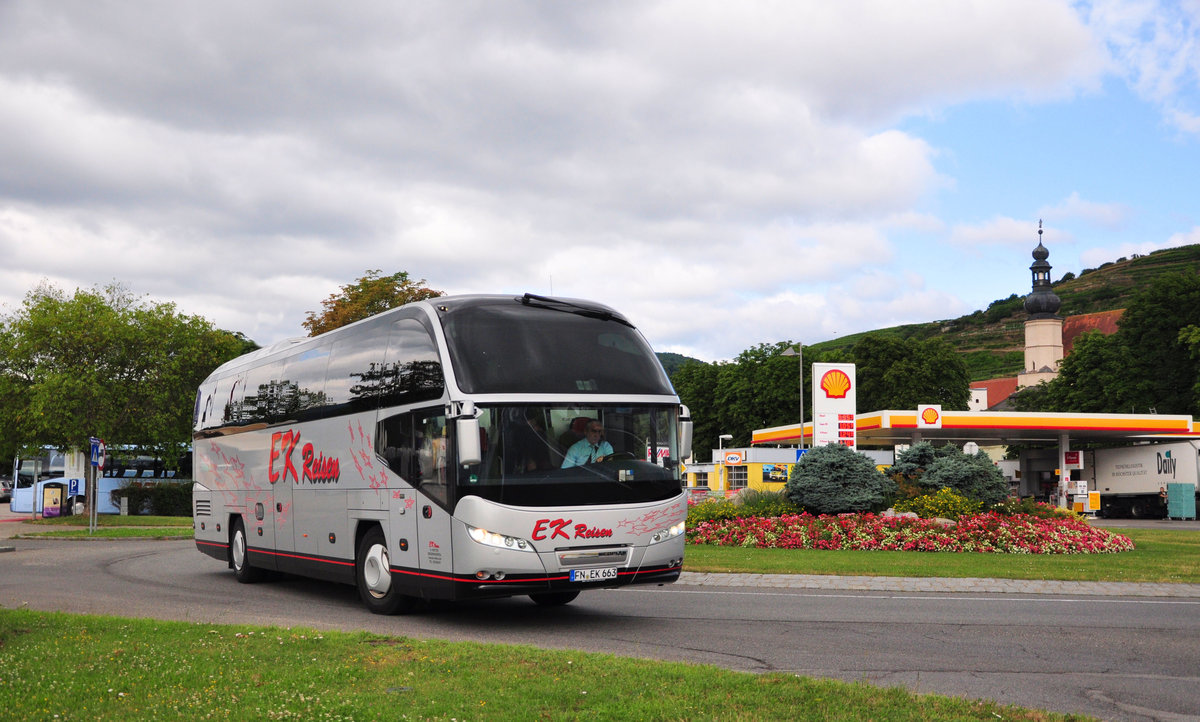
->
[1039,192,1131,229]
[0,1,1192,363]
[1078,230,1200,268]
[947,216,1046,248]
[1087,0,1200,134]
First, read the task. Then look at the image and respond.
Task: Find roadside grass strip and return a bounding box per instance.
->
[0,609,1088,721]
[15,515,193,540]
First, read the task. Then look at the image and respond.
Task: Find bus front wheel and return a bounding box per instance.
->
[355,526,414,615]
[230,518,265,583]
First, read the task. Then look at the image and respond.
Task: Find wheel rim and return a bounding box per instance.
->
[362,543,392,598]
[232,529,246,570]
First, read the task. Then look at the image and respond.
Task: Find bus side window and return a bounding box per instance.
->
[417,413,449,507]
[378,413,418,482]
[377,410,450,507]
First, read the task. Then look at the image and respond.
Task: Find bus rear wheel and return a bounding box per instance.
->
[355,526,415,615]
[529,590,580,606]
[231,518,265,583]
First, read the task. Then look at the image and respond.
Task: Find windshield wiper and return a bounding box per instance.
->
[517,293,634,328]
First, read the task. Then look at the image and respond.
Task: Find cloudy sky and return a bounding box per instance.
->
[1,1,1198,362]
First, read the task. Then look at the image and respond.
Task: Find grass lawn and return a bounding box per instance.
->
[0,609,1089,721]
[17,515,193,539]
[684,527,1200,584]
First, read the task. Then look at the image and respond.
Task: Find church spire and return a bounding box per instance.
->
[1024,220,1061,318]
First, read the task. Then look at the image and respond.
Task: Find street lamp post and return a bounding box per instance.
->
[781,345,804,449]
[718,434,733,492]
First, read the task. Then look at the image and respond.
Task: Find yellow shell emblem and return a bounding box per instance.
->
[921,407,940,425]
[819,369,851,399]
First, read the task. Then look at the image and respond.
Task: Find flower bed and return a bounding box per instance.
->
[686,511,1135,554]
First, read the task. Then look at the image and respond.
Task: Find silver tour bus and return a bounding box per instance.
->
[192,294,692,613]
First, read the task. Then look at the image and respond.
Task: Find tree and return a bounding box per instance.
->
[1014,272,1200,416]
[785,443,896,514]
[0,282,246,466]
[302,270,444,336]
[1115,272,1200,415]
[1014,331,1128,412]
[670,360,721,459]
[851,335,970,411]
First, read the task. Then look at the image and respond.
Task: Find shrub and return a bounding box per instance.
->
[887,442,954,481]
[109,480,193,516]
[687,497,742,527]
[735,488,799,518]
[889,442,1008,507]
[785,443,897,515]
[992,496,1080,520]
[923,452,1009,507]
[894,487,982,520]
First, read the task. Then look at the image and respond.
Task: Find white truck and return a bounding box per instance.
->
[1083,441,1200,518]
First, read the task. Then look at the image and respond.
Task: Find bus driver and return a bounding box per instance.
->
[561,419,613,468]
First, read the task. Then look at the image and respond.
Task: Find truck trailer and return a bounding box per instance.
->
[1084,441,1200,518]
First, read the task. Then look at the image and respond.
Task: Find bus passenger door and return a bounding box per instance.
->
[413,411,454,579]
[377,412,424,577]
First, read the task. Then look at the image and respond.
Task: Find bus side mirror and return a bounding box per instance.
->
[679,405,692,461]
[457,417,482,466]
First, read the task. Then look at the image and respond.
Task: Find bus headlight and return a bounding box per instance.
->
[467,526,533,552]
[650,521,685,544]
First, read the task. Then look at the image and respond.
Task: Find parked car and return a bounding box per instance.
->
[0,477,12,503]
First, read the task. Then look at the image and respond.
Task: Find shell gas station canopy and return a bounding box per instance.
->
[752,410,1200,448]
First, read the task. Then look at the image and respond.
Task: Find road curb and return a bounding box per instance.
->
[677,571,1200,597]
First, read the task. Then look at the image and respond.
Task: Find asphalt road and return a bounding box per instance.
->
[2,522,1199,721]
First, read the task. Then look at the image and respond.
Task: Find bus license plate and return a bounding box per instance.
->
[571,567,618,582]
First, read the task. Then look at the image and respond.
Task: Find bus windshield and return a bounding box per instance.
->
[461,404,683,507]
[437,300,674,395]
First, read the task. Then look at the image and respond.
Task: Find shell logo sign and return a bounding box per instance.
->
[917,404,942,429]
[921,407,940,425]
[819,368,852,399]
[812,362,856,450]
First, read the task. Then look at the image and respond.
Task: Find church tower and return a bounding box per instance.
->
[1017,221,1064,388]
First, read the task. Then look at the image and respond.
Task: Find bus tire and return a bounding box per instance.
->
[355,526,414,615]
[230,518,265,583]
[529,590,580,606]
[66,497,85,516]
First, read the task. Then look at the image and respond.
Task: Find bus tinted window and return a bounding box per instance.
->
[439,303,673,395]
[238,363,282,425]
[217,373,245,428]
[380,317,444,407]
[279,343,333,420]
[323,317,391,411]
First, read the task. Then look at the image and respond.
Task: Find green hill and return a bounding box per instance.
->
[656,351,703,377]
[806,244,1200,381]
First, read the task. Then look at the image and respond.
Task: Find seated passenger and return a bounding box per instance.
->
[507,412,554,472]
[561,420,614,468]
[557,416,590,450]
